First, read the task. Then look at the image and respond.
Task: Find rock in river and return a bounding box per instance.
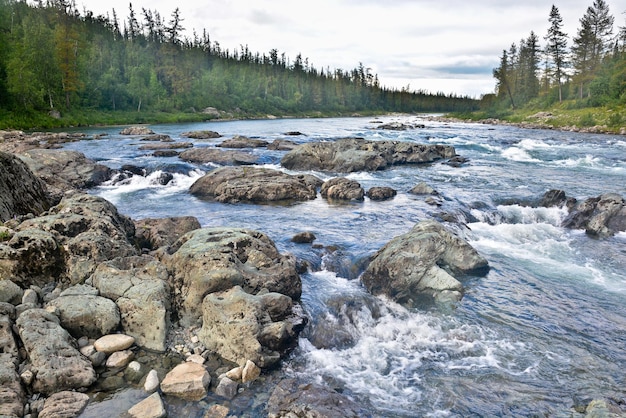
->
[361,219,489,308]
[189,166,321,204]
[280,137,456,172]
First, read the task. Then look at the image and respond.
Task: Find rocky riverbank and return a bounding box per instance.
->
[1,126,624,418]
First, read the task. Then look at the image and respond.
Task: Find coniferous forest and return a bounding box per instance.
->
[488,1,626,116]
[0,0,478,128]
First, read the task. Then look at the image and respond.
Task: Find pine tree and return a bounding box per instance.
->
[572,0,615,98]
[545,5,569,103]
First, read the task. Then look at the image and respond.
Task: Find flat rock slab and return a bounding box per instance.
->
[179,147,258,165]
[190,166,321,204]
[16,309,96,394]
[281,137,457,172]
[160,362,211,401]
[128,392,166,418]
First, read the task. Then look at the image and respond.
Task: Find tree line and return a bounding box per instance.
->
[489,0,626,111]
[0,0,478,125]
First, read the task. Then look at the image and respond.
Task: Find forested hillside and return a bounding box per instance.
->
[487,0,626,120]
[0,0,478,128]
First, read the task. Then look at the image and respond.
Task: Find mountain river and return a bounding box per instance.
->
[61,115,626,417]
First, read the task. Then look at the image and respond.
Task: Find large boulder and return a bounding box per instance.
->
[280,137,456,172]
[189,166,321,204]
[16,309,97,395]
[217,135,269,149]
[198,286,306,368]
[562,193,626,237]
[160,362,211,401]
[90,256,170,352]
[17,149,111,204]
[0,151,50,222]
[9,193,138,286]
[46,286,120,339]
[179,147,258,165]
[164,228,302,327]
[361,220,489,308]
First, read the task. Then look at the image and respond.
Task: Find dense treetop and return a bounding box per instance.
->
[489,1,626,113]
[0,0,477,128]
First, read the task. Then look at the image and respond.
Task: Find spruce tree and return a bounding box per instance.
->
[545,5,569,102]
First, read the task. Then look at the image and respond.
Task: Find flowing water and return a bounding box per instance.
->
[64,115,626,417]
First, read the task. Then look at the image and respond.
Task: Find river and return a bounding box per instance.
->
[63,115,626,417]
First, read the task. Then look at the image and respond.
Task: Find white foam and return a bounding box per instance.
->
[501,147,541,162]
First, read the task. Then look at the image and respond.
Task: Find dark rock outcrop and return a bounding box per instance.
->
[17,149,112,204]
[189,166,321,204]
[281,137,456,172]
[366,186,397,201]
[181,130,222,140]
[267,378,371,418]
[16,309,97,395]
[361,219,489,308]
[134,216,201,251]
[562,193,626,237]
[0,151,51,222]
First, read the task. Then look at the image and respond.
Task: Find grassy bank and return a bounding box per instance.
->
[453,103,626,135]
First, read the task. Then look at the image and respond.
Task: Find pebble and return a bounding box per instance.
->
[94,334,135,354]
[144,369,160,393]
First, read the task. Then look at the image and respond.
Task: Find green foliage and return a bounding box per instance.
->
[0,2,478,128]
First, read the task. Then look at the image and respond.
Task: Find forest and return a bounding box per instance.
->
[488,0,626,118]
[0,0,478,128]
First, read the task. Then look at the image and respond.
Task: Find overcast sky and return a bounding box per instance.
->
[77,0,625,98]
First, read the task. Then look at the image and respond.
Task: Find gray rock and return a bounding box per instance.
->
[18,149,111,205]
[0,280,23,304]
[0,151,50,222]
[138,142,193,151]
[38,391,89,418]
[361,219,489,308]
[291,231,316,244]
[189,166,320,203]
[214,376,238,399]
[267,378,371,418]
[366,186,397,201]
[164,228,302,327]
[281,137,456,172]
[409,181,438,195]
[16,309,97,394]
[45,293,120,338]
[217,135,269,148]
[321,177,364,201]
[134,216,201,251]
[563,193,626,237]
[198,286,306,368]
[120,126,155,135]
[181,130,222,139]
[179,147,258,165]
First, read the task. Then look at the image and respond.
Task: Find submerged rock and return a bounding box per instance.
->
[281,137,456,172]
[361,219,489,308]
[267,378,371,418]
[16,309,97,394]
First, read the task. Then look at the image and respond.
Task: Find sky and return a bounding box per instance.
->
[76,0,625,98]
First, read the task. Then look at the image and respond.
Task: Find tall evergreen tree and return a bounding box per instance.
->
[545,5,569,102]
[572,0,615,98]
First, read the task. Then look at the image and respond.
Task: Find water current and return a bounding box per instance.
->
[63,115,626,417]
